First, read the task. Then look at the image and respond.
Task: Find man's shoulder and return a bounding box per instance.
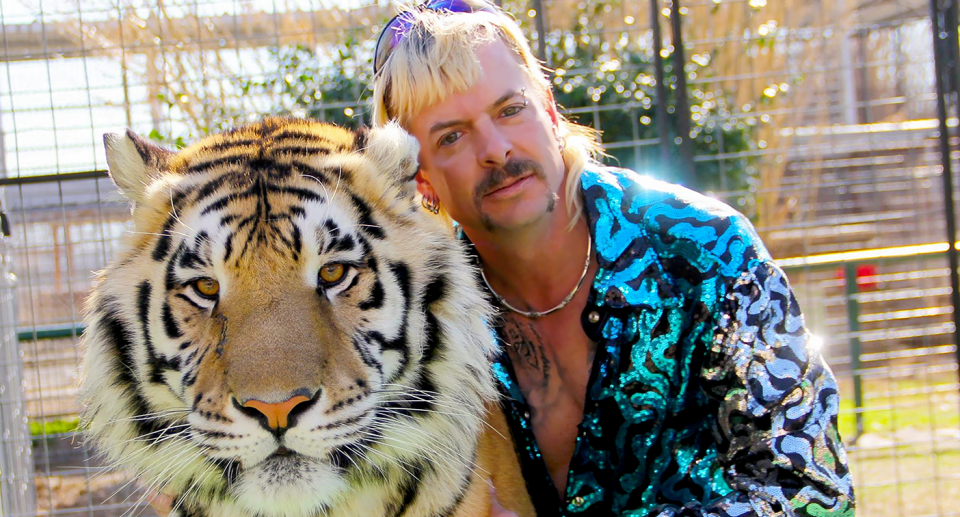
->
[581,166,772,276]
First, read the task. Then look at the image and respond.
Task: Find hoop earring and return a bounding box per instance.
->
[421,194,440,214]
[554,125,566,153]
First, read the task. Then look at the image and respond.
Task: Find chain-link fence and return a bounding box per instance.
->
[0,0,958,515]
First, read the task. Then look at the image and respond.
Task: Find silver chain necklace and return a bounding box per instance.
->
[480,233,592,319]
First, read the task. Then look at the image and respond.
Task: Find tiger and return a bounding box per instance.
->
[78,118,536,517]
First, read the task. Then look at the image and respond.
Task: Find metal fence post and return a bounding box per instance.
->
[844,262,864,441]
[667,0,695,187]
[0,216,35,516]
[929,0,960,385]
[531,0,548,65]
[650,0,672,175]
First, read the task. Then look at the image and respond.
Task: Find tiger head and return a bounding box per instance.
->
[79,118,498,517]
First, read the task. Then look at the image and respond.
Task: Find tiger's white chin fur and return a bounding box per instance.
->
[233,455,345,517]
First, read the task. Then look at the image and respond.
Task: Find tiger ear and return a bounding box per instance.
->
[355,122,420,201]
[103,129,173,205]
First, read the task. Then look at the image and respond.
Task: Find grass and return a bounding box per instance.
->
[29,417,80,437]
[837,375,960,440]
[834,372,960,517]
[850,446,960,516]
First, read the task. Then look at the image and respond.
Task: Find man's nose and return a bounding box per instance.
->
[476,118,512,168]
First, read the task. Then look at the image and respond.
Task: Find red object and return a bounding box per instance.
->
[834,264,879,291]
[856,264,879,291]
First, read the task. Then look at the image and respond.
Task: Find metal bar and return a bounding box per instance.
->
[667,0,695,187]
[929,0,960,388]
[17,324,86,342]
[531,0,548,65]
[0,170,107,186]
[844,262,865,441]
[650,0,671,173]
[947,0,960,98]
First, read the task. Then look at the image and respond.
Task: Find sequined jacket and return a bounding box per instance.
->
[491,167,855,517]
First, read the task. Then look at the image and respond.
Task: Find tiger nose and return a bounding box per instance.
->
[237,395,313,433]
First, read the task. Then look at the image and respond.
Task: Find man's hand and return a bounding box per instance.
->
[489,484,519,517]
[146,490,173,516]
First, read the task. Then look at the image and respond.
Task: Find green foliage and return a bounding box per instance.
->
[29,418,80,437]
[149,4,764,206]
[148,128,186,150]
[239,37,373,129]
[543,15,758,196]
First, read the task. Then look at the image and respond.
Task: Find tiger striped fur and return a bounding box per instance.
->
[79,118,534,517]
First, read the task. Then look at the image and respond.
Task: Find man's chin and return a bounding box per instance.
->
[480,195,556,232]
[233,455,346,517]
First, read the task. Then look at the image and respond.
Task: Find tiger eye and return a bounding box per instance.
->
[319,263,345,284]
[194,278,220,297]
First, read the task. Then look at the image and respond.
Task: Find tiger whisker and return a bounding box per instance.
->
[371,431,465,488]
[111,424,192,448]
[355,440,421,483]
[375,385,506,439]
[126,230,191,240]
[374,391,484,422]
[370,417,487,477]
[377,403,480,422]
[336,442,366,477]
[125,442,210,514]
[171,466,208,517]
[363,427,472,491]
[100,407,192,423]
[347,441,387,478]
[86,427,194,487]
[111,439,204,514]
[168,185,197,236]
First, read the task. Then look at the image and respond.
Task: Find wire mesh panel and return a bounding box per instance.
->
[0,231,35,517]
[0,0,958,515]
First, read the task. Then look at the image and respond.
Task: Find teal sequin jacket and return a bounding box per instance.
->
[491,167,855,516]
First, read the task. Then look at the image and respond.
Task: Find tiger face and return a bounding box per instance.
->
[79,119,498,517]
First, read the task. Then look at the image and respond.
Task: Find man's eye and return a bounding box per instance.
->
[501,105,524,117]
[438,131,462,147]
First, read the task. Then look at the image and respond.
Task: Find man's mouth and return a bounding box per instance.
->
[485,174,532,197]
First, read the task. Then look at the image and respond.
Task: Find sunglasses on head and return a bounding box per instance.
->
[373,0,499,75]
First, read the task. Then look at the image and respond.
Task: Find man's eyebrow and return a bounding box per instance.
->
[490,89,522,110]
[427,89,524,135]
[429,119,468,134]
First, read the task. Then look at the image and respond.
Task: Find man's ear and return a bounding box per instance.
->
[103,129,172,205]
[415,170,436,199]
[355,121,420,201]
[543,87,561,129]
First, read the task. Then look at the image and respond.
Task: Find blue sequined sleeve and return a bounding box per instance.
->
[653,259,855,517]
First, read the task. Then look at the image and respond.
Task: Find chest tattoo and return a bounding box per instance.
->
[503,317,551,385]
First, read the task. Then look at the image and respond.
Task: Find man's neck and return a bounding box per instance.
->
[466,211,591,313]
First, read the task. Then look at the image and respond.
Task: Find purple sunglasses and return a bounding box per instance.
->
[373,0,499,75]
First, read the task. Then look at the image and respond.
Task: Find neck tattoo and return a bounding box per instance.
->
[481,233,592,319]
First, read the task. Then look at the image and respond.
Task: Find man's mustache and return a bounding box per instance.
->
[474,159,545,199]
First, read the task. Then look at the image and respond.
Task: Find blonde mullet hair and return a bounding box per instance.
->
[371,7,603,228]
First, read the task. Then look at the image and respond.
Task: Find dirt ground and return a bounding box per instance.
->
[34,471,152,517]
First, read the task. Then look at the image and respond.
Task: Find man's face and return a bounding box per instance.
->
[407,39,565,234]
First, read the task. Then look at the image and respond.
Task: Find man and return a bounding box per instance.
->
[370,2,855,516]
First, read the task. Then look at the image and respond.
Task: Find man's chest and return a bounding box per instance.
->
[499,313,597,491]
